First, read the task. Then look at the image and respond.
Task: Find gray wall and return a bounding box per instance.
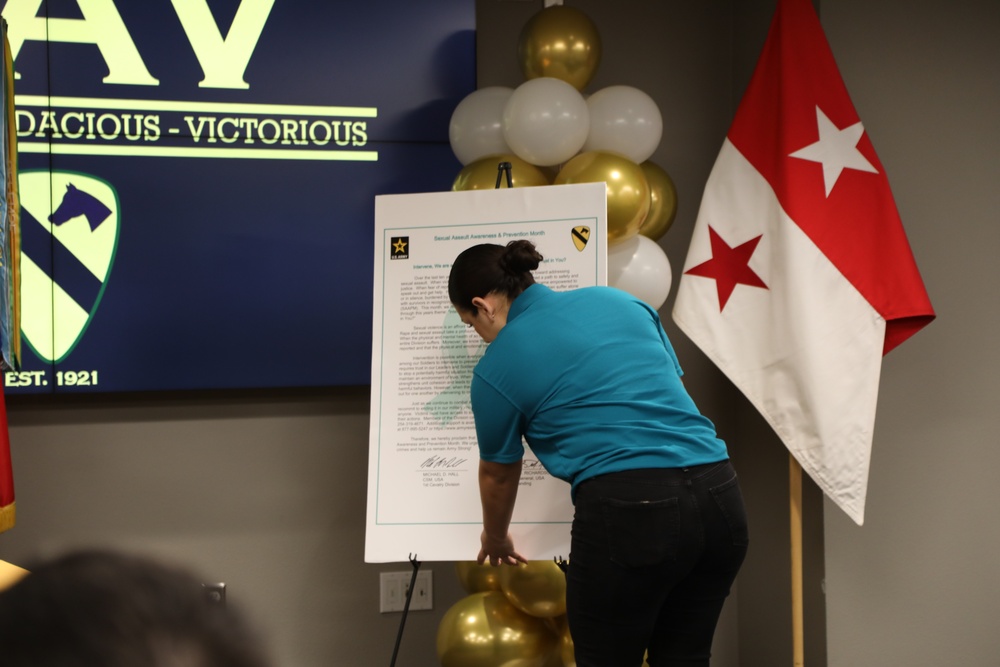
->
[818,1,1000,665]
[2,1,996,666]
[2,389,467,667]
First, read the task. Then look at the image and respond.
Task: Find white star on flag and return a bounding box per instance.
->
[790,106,878,196]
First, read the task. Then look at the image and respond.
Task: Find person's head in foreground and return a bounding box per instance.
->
[0,549,271,667]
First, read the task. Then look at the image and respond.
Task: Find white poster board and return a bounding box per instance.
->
[365,183,607,563]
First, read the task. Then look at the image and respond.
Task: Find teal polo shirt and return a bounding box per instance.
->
[471,284,728,496]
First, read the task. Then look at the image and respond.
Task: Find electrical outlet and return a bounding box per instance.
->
[379,569,433,613]
[406,569,433,611]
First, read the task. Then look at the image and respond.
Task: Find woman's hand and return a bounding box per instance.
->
[477,459,527,566]
[477,530,527,566]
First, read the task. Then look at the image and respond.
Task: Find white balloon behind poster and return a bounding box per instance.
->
[583,85,663,164]
[448,86,514,166]
[502,77,590,167]
[608,235,673,310]
[447,3,680,313]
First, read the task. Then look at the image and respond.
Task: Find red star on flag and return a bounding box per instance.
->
[684,226,768,310]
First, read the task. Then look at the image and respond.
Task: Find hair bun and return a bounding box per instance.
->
[500,240,543,275]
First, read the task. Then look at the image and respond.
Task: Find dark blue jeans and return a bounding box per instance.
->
[566,460,748,667]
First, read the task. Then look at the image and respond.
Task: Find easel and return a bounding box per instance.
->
[388,554,422,667]
[495,161,513,189]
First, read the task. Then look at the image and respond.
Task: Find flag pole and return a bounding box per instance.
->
[789,454,804,666]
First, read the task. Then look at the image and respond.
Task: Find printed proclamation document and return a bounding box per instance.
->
[366,183,607,562]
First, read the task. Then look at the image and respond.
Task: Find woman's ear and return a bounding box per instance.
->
[470,296,492,319]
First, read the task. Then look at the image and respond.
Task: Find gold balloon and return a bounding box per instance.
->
[437,591,557,667]
[455,561,502,594]
[543,643,567,667]
[518,6,602,91]
[553,615,576,667]
[499,561,568,618]
[453,154,551,191]
[555,151,650,246]
[639,161,678,241]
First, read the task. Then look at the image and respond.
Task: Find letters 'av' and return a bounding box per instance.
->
[2,0,276,89]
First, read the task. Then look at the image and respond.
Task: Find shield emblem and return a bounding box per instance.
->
[571,225,591,252]
[19,171,120,363]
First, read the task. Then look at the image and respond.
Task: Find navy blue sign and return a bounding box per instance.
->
[1,0,475,393]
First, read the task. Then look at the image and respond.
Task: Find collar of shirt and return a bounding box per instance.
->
[506,283,550,325]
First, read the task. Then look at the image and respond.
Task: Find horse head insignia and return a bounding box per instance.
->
[49,183,113,231]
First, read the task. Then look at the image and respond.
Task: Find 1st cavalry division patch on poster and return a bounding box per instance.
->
[572,226,591,252]
[19,171,120,363]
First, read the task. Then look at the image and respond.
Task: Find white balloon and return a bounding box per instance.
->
[502,78,589,167]
[583,86,663,164]
[608,235,672,310]
[449,87,514,165]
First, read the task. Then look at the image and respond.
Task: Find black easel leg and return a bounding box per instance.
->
[388,554,421,667]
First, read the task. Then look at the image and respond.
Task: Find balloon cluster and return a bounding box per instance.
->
[437,561,573,667]
[449,5,678,309]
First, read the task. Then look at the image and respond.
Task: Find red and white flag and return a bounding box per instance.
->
[672,0,934,524]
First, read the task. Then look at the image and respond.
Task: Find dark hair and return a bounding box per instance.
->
[448,240,543,312]
[0,550,270,667]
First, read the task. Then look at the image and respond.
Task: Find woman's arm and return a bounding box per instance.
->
[477,459,528,566]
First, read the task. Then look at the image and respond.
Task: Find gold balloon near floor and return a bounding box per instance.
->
[455,560,503,594]
[436,590,558,667]
[499,561,567,618]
